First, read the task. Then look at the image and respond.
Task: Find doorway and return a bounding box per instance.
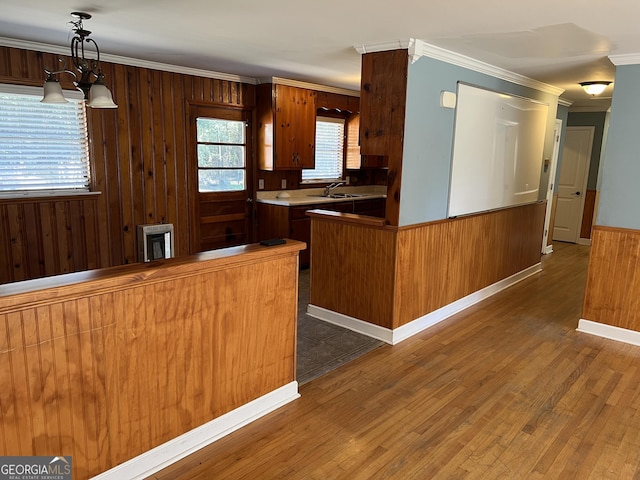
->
[542,119,562,254]
[187,103,254,253]
[553,126,594,244]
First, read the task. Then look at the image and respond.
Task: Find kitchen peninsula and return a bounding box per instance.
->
[307,202,546,344]
[0,240,304,479]
[256,185,386,267]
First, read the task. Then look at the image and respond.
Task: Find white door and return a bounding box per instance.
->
[552,126,594,243]
[542,119,562,254]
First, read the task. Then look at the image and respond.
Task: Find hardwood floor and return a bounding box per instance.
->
[150,242,640,479]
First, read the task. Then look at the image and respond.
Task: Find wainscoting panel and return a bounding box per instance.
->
[309,217,397,328]
[309,202,546,331]
[583,225,640,331]
[394,202,546,327]
[0,242,301,478]
[580,189,597,239]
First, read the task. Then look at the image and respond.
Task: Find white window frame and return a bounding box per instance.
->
[301,116,345,184]
[0,83,92,199]
[195,116,248,193]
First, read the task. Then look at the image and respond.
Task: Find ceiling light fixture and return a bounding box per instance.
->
[42,12,117,108]
[579,81,612,96]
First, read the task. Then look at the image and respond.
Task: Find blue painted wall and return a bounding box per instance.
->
[596,64,640,230]
[399,56,559,226]
[567,111,607,190]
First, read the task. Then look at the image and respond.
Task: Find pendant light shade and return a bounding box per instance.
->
[41,77,69,104]
[88,74,117,108]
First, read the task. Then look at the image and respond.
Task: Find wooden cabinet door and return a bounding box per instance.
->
[274,84,299,169]
[258,84,319,171]
[360,154,388,169]
[294,87,316,169]
[273,85,316,170]
[345,113,361,169]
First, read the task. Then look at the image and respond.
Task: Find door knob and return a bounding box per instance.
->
[575,191,581,196]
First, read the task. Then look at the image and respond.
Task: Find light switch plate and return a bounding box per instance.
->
[281,179,287,189]
[258,179,264,190]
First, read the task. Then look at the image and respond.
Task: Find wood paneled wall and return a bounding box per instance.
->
[0,241,302,478]
[582,225,640,331]
[580,189,597,239]
[393,202,546,327]
[310,202,546,329]
[358,50,408,227]
[0,196,102,282]
[309,216,397,327]
[0,46,255,284]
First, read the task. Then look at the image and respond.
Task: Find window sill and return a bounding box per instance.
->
[0,190,102,204]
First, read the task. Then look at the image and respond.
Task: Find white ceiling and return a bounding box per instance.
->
[1,0,638,110]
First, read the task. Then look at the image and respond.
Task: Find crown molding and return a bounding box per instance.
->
[258,76,359,96]
[609,53,640,66]
[2,37,360,94]
[0,37,258,84]
[558,97,573,107]
[354,39,413,55]
[354,38,564,97]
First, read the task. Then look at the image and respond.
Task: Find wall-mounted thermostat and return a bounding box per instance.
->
[440,91,457,109]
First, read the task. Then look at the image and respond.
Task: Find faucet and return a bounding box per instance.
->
[323,182,344,196]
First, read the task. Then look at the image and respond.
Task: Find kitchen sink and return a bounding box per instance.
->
[328,193,367,198]
[308,193,368,199]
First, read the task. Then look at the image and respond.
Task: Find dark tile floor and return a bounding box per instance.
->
[296,268,383,385]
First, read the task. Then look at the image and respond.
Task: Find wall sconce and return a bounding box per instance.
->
[42,12,117,108]
[579,81,612,96]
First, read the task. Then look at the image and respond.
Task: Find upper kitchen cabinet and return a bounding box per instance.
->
[257,83,317,170]
[345,113,361,169]
[315,91,359,113]
[359,50,408,158]
[316,91,364,170]
[345,112,388,169]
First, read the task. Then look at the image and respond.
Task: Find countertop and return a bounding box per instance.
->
[0,240,306,308]
[256,185,387,207]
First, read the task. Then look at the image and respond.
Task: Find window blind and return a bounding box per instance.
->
[0,87,90,194]
[302,117,344,182]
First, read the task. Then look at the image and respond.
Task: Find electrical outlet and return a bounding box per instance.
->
[281,179,287,189]
[346,176,350,185]
[258,179,264,190]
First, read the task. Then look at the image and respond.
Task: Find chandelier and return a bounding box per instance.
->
[42,12,117,108]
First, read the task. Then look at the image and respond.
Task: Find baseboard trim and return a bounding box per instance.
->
[543,244,554,255]
[577,238,592,246]
[308,263,542,345]
[307,305,395,343]
[577,319,640,347]
[91,382,300,480]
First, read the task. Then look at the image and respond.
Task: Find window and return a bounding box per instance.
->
[0,84,90,196]
[196,117,246,192]
[301,116,345,182]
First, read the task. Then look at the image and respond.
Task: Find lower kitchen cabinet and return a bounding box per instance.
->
[257,198,385,268]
